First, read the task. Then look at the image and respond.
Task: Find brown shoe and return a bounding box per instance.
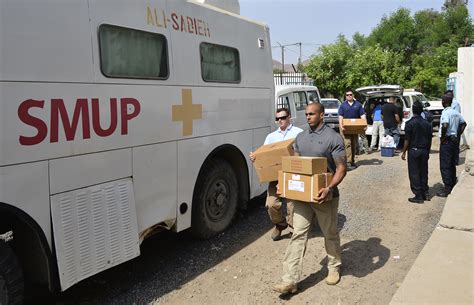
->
[272,282,297,294]
[326,267,340,285]
[271,223,288,241]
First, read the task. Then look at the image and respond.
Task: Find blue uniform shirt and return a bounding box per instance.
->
[373,104,382,121]
[439,107,465,137]
[264,124,303,145]
[338,100,365,118]
[451,98,461,113]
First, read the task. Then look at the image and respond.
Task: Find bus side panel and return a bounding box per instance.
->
[175,129,253,232]
[132,142,178,234]
[49,149,132,195]
[0,162,51,247]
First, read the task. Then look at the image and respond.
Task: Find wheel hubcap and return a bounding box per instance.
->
[206,179,229,221]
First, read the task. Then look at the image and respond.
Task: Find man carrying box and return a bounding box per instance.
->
[273,102,347,294]
[338,89,366,170]
[249,108,303,241]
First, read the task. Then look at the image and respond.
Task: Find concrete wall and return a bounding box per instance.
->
[451,47,474,146]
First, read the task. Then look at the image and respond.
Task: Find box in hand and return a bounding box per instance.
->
[253,138,295,183]
[282,156,327,175]
[278,171,333,203]
[342,118,367,135]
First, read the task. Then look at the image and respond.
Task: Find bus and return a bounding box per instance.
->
[0,0,274,302]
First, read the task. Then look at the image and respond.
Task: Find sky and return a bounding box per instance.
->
[239,0,474,65]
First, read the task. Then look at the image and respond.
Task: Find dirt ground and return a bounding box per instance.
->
[56,137,462,305]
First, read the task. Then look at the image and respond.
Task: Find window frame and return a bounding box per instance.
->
[98,24,169,80]
[199,42,241,84]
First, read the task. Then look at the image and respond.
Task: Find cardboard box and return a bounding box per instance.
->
[342,118,367,134]
[278,171,333,203]
[282,156,327,175]
[253,138,295,183]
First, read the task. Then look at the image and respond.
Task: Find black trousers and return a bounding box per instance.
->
[408,148,429,196]
[439,140,457,191]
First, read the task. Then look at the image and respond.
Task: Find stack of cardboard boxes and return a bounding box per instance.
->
[278,156,332,203]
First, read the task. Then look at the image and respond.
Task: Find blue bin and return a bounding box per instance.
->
[381,147,395,157]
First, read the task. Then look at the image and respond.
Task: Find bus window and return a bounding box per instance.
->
[99,24,169,79]
[200,43,241,83]
[276,94,291,114]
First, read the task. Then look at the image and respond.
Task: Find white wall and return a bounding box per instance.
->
[452,47,474,146]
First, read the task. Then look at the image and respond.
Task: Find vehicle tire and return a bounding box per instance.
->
[191,159,239,239]
[0,241,24,305]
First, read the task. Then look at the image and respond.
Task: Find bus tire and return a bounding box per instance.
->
[191,159,238,239]
[0,241,24,305]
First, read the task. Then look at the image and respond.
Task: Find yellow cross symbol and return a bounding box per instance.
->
[172,89,202,136]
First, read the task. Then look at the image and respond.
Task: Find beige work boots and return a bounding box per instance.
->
[326,267,341,285]
[272,282,297,294]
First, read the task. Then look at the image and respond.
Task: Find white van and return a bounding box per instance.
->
[0,0,274,302]
[275,85,321,130]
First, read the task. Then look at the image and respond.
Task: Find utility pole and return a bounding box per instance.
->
[297,42,302,67]
[276,42,285,73]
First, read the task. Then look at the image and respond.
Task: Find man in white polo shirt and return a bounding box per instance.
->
[250,108,303,241]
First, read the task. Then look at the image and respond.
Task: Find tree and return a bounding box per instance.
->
[305,35,353,97]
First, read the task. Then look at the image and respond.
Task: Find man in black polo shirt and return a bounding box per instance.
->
[382,96,401,148]
[273,102,347,294]
[401,101,432,203]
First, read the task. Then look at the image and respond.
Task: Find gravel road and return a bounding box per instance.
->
[53,136,462,305]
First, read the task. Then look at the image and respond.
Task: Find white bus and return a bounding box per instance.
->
[0,0,274,302]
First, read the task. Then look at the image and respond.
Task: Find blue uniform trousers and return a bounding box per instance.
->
[408,148,429,196]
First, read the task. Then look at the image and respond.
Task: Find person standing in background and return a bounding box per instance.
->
[382,96,401,148]
[437,95,467,197]
[370,99,384,152]
[401,101,432,203]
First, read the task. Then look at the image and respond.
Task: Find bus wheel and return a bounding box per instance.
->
[191,159,238,239]
[0,240,24,305]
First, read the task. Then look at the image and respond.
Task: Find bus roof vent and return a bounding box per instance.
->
[195,0,240,14]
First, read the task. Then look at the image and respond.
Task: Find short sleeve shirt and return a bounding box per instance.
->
[439,107,465,137]
[294,124,346,195]
[338,100,365,118]
[264,124,303,145]
[404,116,432,149]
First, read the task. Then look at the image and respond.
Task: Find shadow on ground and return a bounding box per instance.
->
[280,237,390,300]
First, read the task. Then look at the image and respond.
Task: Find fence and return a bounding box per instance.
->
[274,72,314,86]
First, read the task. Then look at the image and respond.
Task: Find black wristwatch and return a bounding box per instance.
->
[328,186,334,194]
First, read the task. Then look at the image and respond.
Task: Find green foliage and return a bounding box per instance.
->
[304,4,473,97]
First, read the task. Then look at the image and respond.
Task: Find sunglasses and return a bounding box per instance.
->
[346,93,353,96]
[275,115,288,121]
[305,112,316,116]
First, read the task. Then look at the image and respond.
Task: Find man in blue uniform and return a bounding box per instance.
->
[401,101,432,203]
[338,89,366,170]
[437,95,467,197]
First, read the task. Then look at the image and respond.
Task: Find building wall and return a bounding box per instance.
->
[451,47,474,146]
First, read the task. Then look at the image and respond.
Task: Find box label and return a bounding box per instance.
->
[291,174,301,180]
[288,180,304,192]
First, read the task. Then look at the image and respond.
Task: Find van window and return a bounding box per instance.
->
[200,43,241,83]
[99,24,169,79]
[293,92,307,111]
[277,95,291,114]
[307,91,320,103]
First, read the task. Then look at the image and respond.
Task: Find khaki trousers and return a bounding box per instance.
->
[282,198,341,284]
[266,181,294,227]
[341,132,357,164]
